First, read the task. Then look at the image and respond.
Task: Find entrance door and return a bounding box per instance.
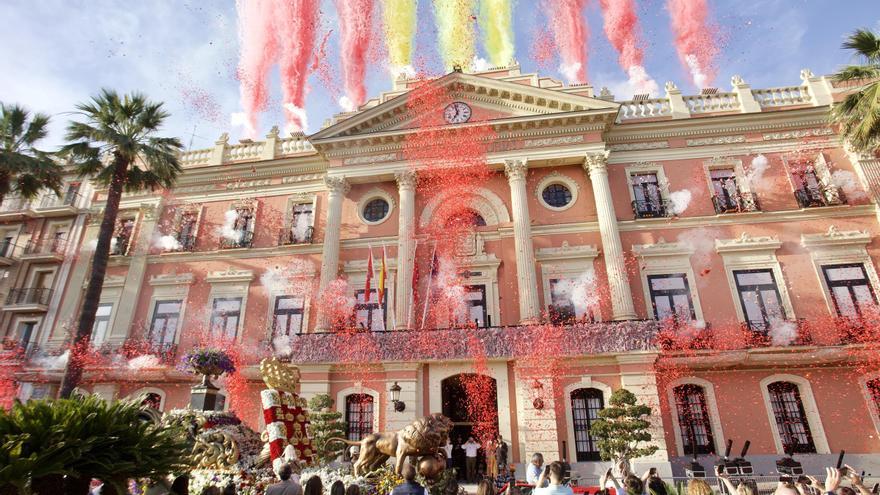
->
[441,373,498,480]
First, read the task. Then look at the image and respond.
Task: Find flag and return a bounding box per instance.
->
[378,246,387,303]
[365,247,373,297]
[407,240,419,329]
[420,245,439,329]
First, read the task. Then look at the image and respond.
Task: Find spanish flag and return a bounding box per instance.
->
[364,247,373,297]
[377,245,388,303]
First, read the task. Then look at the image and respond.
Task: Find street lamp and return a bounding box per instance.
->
[390,381,406,412]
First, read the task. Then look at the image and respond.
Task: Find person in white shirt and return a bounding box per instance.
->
[533,461,573,495]
[443,439,454,470]
[526,453,545,486]
[462,436,481,482]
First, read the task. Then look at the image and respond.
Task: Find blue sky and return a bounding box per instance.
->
[1,0,878,150]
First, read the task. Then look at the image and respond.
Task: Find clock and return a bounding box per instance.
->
[443,101,472,124]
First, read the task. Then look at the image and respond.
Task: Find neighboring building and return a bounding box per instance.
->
[3,65,880,476]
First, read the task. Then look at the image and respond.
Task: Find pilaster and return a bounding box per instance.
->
[664,82,689,119]
[317,176,350,330]
[394,170,417,329]
[504,158,541,323]
[584,153,637,320]
[617,354,671,467]
[513,366,560,462]
[730,75,761,113]
[801,68,834,107]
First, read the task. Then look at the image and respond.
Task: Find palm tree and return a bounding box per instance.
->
[832,28,880,153]
[58,90,182,398]
[0,103,64,203]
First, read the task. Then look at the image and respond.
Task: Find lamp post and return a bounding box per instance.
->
[390,381,405,412]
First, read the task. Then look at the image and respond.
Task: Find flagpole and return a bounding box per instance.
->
[383,244,393,331]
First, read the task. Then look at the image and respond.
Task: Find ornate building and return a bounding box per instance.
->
[2,65,880,477]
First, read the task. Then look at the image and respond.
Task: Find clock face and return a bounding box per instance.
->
[443,101,472,124]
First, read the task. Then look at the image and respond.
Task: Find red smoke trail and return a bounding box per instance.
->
[335,0,375,111]
[276,0,320,133]
[544,0,589,84]
[666,0,718,89]
[597,0,659,95]
[236,0,279,137]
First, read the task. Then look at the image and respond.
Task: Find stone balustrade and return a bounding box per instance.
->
[752,85,812,108]
[179,130,318,168]
[618,98,672,120]
[683,92,741,113]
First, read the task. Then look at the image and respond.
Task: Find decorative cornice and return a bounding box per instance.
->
[206,268,254,283]
[801,225,871,249]
[715,232,783,253]
[762,128,834,141]
[536,241,599,261]
[324,176,351,194]
[523,135,585,148]
[686,135,746,147]
[343,153,399,166]
[149,272,195,286]
[609,141,669,152]
[632,239,695,257]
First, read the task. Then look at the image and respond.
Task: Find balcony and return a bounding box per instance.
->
[0,196,32,221]
[20,238,67,262]
[712,191,760,214]
[278,226,314,246]
[110,235,132,256]
[219,230,254,249]
[0,239,18,266]
[29,191,80,217]
[3,288,53,312]
[631,199,671,219]
[794,184,846,208]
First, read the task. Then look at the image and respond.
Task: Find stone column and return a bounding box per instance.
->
[584,153,637,320]
[394,170,417,329]
[317,176,350,330]
[504,159,541,323]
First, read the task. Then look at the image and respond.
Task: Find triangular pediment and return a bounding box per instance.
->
[310,71,619,142]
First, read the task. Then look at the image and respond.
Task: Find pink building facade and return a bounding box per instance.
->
[2,66,880,477]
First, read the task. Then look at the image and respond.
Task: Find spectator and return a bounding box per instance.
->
[266,464,303,495]
[495,435,508,473]
[623,475,644,495]
[486,437,498,478]
[345,485,361,495]
[526,453,545,486]
[303,477,322,495]
[222,484,236,495]
[716,465,754,495]
[391,462,427,495]
[200,488,221,495]
[478,479,497,495]
[170,475,190,495]
[686,479,713,495]
[330,480,345,495]
[463,436,481,483]
[444,438,454,470]
[533,461,573,495]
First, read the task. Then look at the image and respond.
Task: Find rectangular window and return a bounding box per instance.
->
[210,297,243,339]
[285,203,314,244]
[733,269,786,332]
[62,182,80,205]
[112,217,136,255]
[549,278,595,324]
[17,321,37,352]
[177,211,199,250]
[0,235,15,257]
[91,303,113,345]
[822,264,877,318]
[648,274,696,321]
[354,289,386,331]
[768,381,816,454]
[464,284,488,327]
[149,300,182,345]
[631,173,667,218]
[273,296,305,336]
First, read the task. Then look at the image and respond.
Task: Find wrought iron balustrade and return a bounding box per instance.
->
[712,192,760,214]
[219,230,254,249]
[36,190,80,209]
[23,237,66,256]
[5,288,53,306]
[794,184,846,208]
[631,199,671,218]
[278,226,314,245]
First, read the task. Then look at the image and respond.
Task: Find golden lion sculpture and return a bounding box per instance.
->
[260,356,300,393]
[330,413,453,476]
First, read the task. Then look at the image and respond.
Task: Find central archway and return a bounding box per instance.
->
[442,373,499,480]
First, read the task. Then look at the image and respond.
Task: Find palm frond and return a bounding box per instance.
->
[843,28,880,62]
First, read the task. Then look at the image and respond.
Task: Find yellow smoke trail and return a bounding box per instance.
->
[382,0,417,74]
[479,0,514,67]
[433,0,476,70]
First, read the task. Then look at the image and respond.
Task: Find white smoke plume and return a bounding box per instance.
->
[33,350,69,370]
[338,96,355,112]
[472,56,491,72]
[128,354,161,369]
[627,65,659,96]
[154,234,181,251]
[272,334,292,357]
[217,210,241,242]
[559,62,583,84]
[291,209,312,242]
[260,266,290,295]
[551,270,600,318]
[746,154,770,188]
[685,54,708,88]
[831,169,866,201]
[769,319,798,346]
[283,103,309,134]
[668,189,693,215]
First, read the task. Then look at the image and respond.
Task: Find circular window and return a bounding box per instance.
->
[362,198,390,223]
[542,183,573,208]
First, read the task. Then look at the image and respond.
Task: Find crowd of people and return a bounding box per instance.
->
[442,434,510,483]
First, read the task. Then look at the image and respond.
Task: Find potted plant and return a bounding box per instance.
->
[182,347,235,411]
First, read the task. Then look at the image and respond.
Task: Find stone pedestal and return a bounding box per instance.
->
[190,374,221,411]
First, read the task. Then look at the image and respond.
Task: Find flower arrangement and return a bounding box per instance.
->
[300,466,374,495]
[182,347,236,377]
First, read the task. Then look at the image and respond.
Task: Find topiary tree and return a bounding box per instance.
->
[308,394,347,464]
[589,388,658,477]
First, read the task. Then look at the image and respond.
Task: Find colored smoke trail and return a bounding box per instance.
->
[545,0,589,84]
[382,0,417,77]
[336,0,375,110]
[276,0,320,133]
[479,0,515,67]
[597,0,658,96]
[666,0,718,88]
[433,0,477,70]
[236,0,279,138]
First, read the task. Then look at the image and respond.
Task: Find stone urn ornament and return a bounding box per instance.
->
[182,347,236,411]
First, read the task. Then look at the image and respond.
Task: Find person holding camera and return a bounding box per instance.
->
[533,461,573,495]
[715,465,756,495]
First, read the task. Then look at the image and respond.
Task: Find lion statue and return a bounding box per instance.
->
[330,413,453,476]
[260,356,300,393]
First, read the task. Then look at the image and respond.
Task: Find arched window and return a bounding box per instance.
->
[570,388,604,461]
[444,209,486,228]
[673,384,716,455]
[345,394,374,441]
[867,378,880,420]
[767,381,816,453]
[140,392,163,410]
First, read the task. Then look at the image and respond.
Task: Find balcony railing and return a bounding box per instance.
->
[110,235,132,256]
[23,237,67,256]
[35,190,79,209]
[712,192,760,214]
[631,199,671,219]
[219,230,254,249]
[278,226,314,246]
[174,234,197,252]
[0,196,29,213]
[6,288,53,306]
[794,184,846,208]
